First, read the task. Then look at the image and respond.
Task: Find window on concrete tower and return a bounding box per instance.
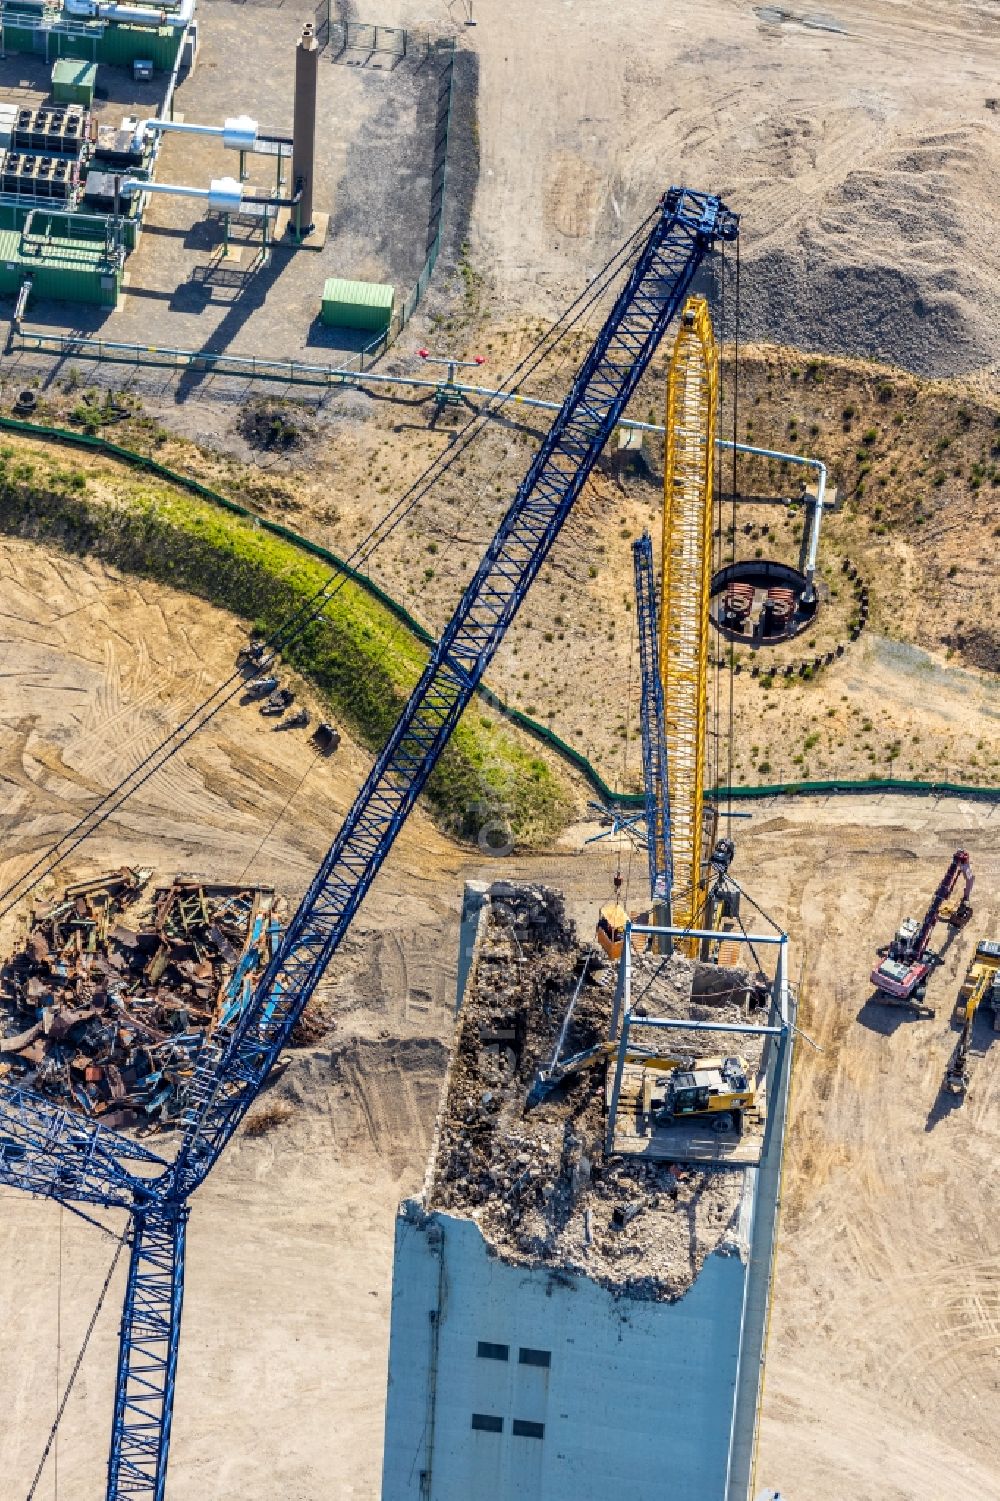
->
[518,1347,551,1368]
[471,1414,504,1433]
[477,1341,510,1361]
[512,1419,545,1439]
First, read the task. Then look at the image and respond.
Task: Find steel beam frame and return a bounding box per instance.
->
[0,1083,166,1208]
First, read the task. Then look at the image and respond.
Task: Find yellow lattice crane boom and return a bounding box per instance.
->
[660,295,718,956]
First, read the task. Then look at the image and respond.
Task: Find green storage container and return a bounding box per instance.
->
[51,58,97,106]
[2,24,37,55]
[0,229,23,297]
[0,223,120,308]
[52,28,103,63]
[321,277,395,332]
[97,22,181,72]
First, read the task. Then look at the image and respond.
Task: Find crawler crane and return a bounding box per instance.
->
[0,186,738,1501]
[597,296,736,962]
[659,295,719,957]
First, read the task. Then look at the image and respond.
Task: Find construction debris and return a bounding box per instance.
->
[236,637,273,673]
[426,883,755,1302]
[0,868,284,1131]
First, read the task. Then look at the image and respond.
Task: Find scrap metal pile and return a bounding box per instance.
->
[0,868,283,1130]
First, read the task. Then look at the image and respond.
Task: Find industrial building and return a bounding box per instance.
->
[0,0,331,319]
[0,0,196,309]
[380,881,795,1501]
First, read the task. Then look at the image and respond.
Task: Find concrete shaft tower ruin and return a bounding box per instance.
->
[380,882,795,1501]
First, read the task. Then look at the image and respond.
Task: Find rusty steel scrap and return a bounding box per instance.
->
[0,868,284,1130]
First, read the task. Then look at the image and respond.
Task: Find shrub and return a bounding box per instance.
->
[243,1101,294,1137]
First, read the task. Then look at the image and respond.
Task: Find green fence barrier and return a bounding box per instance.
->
[3,413,1000,811]
[712,777,1000,803]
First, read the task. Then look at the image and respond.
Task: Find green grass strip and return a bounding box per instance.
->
[0,425,573,846]
[0,415,997,813]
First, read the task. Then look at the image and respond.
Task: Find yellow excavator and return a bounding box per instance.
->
[944,939,1000,1096]
[650,1055,756,1133]
[530,1037,755,1133]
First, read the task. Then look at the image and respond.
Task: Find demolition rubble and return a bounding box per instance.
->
[427,883,759,1301]
[0,868,283,1129]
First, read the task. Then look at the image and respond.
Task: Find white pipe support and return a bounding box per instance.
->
[121,178,210,200]
[222,116,259,153]
[122,176,242,212]
[120,177,244,215]
[208,176,243,213]
[131,116,224,155]
[131,113,259,160]
[147,121,225,138]
[63,0,194,26]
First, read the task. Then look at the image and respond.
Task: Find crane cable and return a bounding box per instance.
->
[629,883,713,1009]
[24,1232,128,1501]
[2,218,647,912]
[237,747,323,884]
[622,594,638,909]
[0,209,661,923]
[726,235,741,831]
[712,251,725,802]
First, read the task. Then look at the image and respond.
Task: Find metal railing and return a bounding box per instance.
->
[7,328,392,379]
[315,12,438,66]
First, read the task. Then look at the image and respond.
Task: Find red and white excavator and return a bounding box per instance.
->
[870,850,974,1013]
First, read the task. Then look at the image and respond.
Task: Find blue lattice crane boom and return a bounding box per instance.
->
[169,187,738,1202]
[632,533,672,907]
[0,188,737,1501]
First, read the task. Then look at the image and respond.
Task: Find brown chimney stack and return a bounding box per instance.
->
[291,20,319,235]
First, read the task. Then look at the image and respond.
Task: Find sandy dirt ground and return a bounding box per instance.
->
[1,544,999,1499]
[369,0,1000,382]
[752,795,1000,1501]
[4,0,995,390]
[1,4,999,1493]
